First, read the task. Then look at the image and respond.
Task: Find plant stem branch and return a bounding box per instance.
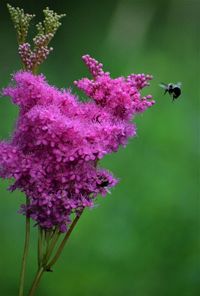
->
[43,228,60,265]
[37,227,43,268]
[18,198,30,296]
[28,267,44,296]
[47,212,83,269]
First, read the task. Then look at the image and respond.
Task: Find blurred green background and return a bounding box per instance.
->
[0,0,199,295]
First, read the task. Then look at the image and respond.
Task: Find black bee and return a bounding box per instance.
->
[99,180,109,188]
[97,177,110,188]
[159,82,182,101]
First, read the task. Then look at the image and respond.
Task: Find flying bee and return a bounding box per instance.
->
[159,82,182,101]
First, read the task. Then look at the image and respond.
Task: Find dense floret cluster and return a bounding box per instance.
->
[0,55,154,231]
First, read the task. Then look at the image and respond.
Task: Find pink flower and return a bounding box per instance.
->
[0,55,154,231]
[74,55,154,120]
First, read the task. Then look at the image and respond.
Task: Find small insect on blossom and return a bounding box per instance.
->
[159,82,182,101]
[99,180,110,187]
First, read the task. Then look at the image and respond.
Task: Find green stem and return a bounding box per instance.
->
[46,212,83,269]
[43,228,60,265]
[18,199,30,296]
[37,227,43,268]
[28,267,44,296]
[45,230,52,254]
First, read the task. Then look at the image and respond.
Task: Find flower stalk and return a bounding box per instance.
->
[28,267,44,296]
[46,211,83,270]
[43,227,60,266]
[28,212,82,295]
[18,198,30,296]
[37,227,44,268]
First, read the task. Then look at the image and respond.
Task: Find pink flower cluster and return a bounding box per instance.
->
[75,55,154,120]
[0,55,154,231]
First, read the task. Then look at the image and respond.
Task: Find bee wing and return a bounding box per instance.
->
[176,82,182,88]
[159,83,167,89]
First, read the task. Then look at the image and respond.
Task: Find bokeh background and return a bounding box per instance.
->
[0,0,199,295]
